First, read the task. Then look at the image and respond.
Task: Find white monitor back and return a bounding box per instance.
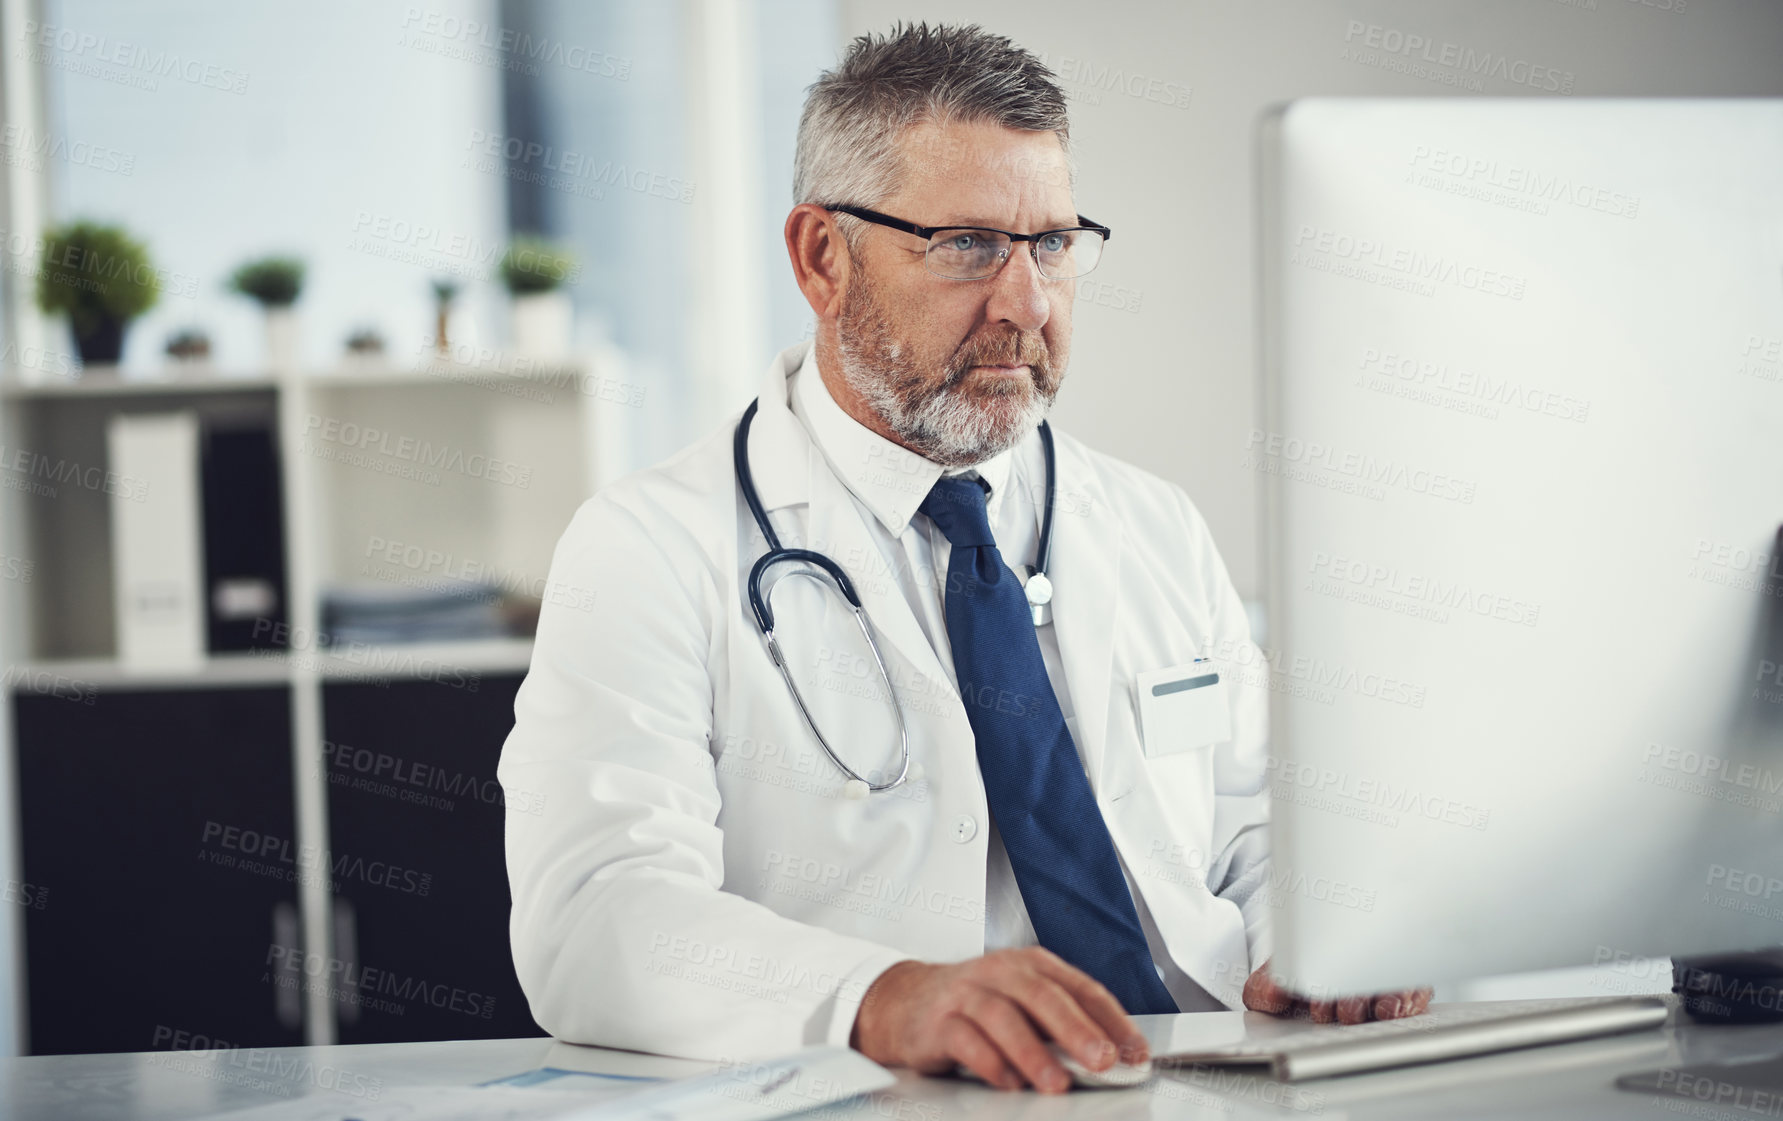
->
[1258,98,1783,995]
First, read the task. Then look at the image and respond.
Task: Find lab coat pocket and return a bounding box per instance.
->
[1135,662,1232,758]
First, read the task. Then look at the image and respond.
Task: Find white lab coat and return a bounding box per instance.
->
[499,341,1272,1062]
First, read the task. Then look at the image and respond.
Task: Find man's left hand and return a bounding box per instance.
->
[1242,960,1431,1024]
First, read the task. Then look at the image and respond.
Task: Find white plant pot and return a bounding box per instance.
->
[167,355,215,379]
[264,307,300,374]
[342,346,385,371]
[510,291,573,362]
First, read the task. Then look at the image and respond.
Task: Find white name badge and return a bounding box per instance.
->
[1135,662,1233,757]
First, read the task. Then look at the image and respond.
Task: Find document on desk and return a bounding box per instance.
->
[196,1045,896,1121]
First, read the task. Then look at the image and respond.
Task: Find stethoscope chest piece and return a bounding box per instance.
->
[1024,568,1054,627]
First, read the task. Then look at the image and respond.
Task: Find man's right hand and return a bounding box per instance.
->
[848,947,1151,1094]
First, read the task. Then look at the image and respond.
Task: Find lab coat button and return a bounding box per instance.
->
[952,814,978,843]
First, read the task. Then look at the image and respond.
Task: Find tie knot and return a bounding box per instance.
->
[920,475,995,549]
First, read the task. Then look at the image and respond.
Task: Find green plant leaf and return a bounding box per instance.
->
[229,256,306,306]
[500,236,577,295]
[33,220,161,335]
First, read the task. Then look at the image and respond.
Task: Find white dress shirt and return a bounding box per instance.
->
[787,346,1220,1010]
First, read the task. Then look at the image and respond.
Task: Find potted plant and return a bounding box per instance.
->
[344,326,385,365]
[500,236,576,361]
[228,256,305,373]
[164,326,212,373]
[431,278,459,356]
[34,220,161,370]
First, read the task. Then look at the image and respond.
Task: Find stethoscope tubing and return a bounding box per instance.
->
[732,396,1056,794]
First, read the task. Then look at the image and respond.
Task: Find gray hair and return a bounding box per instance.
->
[793,23,1072,240]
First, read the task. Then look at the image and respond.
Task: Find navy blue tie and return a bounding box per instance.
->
[920,475,1178,1014]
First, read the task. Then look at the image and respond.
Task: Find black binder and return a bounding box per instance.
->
[200,421,289,652]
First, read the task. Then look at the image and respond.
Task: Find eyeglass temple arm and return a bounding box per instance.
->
[831,204,1110,241]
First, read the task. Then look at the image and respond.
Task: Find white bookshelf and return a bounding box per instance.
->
[0,354,615,666]
[0,347,626,1044]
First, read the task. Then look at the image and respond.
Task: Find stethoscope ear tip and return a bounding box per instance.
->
[843,778,871,800]
[906,761,925,784]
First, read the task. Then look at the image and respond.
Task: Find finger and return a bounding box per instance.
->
[939,1015,1019,1090]
[990,969,1117,1071]
[1029,951,1149,1063]
[1372,993,1404,1020]
[1409,988,1433,1016]
[1336,996,1373,1025]
[1243,969,1295,1015]
[961,990,1072,1094]
[1306,999,1338,1024]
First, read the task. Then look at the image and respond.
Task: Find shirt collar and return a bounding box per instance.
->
[790,344,1013,537]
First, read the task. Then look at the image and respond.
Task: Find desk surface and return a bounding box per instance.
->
[4,1005,1779,1121]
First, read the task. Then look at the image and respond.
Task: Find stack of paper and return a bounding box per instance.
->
[320,581,508,646]
[195,1045,897,1121]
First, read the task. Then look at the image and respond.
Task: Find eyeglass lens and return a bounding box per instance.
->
[925,228,1104,280]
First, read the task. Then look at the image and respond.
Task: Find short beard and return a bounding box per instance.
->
[834,265,1062,468]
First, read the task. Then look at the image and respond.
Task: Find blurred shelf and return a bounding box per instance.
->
[309,635,535,680]
[0,371,279,399]
[312,356,591,390]
[6,637,535,692]
[5,651,293,690]
[2,358,592,399]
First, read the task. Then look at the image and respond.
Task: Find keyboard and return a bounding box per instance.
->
[1153,996,1671,1081]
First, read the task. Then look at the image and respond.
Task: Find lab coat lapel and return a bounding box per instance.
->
[800,442,960,702]
[747,345,960,703]
[739,347,809,515]
[1048,439,1125,795]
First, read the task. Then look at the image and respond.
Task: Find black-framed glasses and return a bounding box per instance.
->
[827,205,1112,281]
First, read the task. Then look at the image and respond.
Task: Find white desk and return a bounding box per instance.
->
[4,1006,1779,1121]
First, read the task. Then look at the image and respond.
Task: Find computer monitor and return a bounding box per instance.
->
[1256,98,1783,997]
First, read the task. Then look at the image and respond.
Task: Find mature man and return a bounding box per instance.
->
[499,23,1427,1095]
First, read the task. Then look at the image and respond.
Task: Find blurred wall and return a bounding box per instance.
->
[488,0,837,468]
[39,0,507,373]
[833,0,1783,602]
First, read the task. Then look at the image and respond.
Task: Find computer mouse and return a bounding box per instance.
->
[957,1044,1154,1090]
[1051,1042,1154,1089]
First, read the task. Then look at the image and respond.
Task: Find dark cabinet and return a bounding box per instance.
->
[321,675,543,1042]
[14,687,302,1056]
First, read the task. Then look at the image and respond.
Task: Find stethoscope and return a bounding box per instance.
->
[733,397,1058,798]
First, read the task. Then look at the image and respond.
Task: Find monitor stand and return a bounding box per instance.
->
[1674,951,1783,1023]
